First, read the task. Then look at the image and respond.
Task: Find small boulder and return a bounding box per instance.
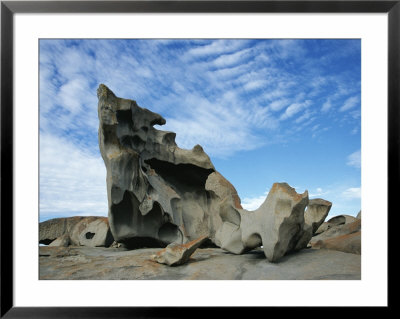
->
[310,219,361,246]
[327,214,357,226]
[69,217,114,247]
[49,233,70,247]
[152,236,208,266]
[39,216,114,247]
[312,231,361,254]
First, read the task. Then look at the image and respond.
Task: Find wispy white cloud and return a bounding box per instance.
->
[39,39,361,220]
[347,150,361,168]
[321,98,332,112]
[342,187,361,199]
[339,95,360,112]
[40,133,108,219]
[280,100,312,120]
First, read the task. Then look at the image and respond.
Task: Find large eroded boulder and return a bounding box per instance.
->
[39,216,114,247]
[97,84,334,261]
[215,183,310,262]
[310,218,361,248]
[97,84,240,248]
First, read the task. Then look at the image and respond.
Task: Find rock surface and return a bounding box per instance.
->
[310,218,361,254]
[96,84,337,262]
[40,217,114,247]
[97,84,230,247]
[39,246,361,280]
[312,231,361,255]
[152,236,208,266]
[49,233,70,247]
[215,183,311,261]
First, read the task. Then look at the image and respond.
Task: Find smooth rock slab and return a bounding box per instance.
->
[152,236,208,266]
[39,246,361,280]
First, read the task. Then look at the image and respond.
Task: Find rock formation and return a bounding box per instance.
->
[310,215,361,254]
[39,216,114,247]
[97,84,334,262]
[151,236,208,266]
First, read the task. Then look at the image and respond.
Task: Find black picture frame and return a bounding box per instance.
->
[1,0,395,317]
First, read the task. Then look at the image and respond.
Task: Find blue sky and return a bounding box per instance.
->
[39,39,361,222]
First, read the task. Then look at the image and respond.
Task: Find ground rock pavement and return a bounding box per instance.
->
[39,245,360,280]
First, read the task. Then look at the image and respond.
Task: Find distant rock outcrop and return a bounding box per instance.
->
[40,216,114,247]
[96,84,336,262]
[310,216,361,254]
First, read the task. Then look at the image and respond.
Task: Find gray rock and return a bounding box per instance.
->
[39,216,114,247]
[97,84,238,247]
[151,236,208,266]
[49,233,70,247]
[39,246,361,280]
[39,216,86,245]
[327,214,357,226]
[310,219,361,245]
[312,231,361,255]
[96,84,333,262]
[292,198,332,250]
[314,213,357,235]
[356,210,361,219]
[216,183,309,262]
[69,217,114,247]
[305,199,332,233]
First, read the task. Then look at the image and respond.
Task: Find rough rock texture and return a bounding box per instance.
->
[292,198,332,250]
[39,246,361,280]
[39,217,114,247]
[97,84,335,262]
[312,231,361,255]
[305,199,332,233]
[98,84,231,248]
[356,210,361,219]
[152,236,208,266]
[315,214,357,235]
[49,233,70,247]
[215,183,309,262]
[310,219,361,254]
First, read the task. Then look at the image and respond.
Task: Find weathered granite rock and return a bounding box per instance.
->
[39,217,114,247]
[314,214,357,235]
[49,233,70,247]
[97,84,239,248]
[312,231,361,255]
[39,216,86,245]
[69,217,114,247]
[305,199,332,233]
[151,236,208,266]
[292,198,332,250]
[310,219,361,246]
[39,246,361,280]
[215,183,309,262]
[97,84,333,262]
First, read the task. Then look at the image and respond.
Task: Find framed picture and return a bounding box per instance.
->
[1,0,395,316]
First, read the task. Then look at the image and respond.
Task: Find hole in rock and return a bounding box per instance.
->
[85,232,95,239]
[116,109,134,126]
[144,158,214,190]
[158,222,182,244]
[120,237,167,249]
[39,239,53,245]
